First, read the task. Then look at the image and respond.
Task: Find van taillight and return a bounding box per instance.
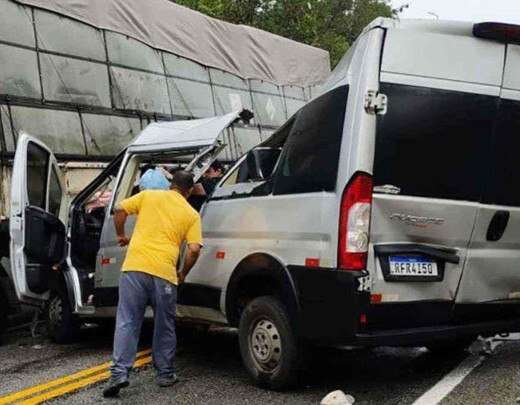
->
[338,172,373,271]
[473,22,520,45]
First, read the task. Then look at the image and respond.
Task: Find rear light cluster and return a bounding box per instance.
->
[473,22,520,45]
[338,172,373,271]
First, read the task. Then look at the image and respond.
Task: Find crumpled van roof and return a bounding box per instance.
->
[128,111,241,153]
[364,17,475,38]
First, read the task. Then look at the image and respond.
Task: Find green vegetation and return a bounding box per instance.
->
[174,0,394,67]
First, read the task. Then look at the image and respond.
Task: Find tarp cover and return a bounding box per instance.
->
[14,0,330,86]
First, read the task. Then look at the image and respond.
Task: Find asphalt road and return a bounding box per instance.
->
[0,323,519,404]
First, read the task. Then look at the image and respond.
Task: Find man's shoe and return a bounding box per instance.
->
[156,374,178,387]
[102,377,129,398]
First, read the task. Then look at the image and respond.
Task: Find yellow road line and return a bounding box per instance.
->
[20,356,153,405]
[0,349,151,405]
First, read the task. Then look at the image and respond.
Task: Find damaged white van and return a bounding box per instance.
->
[10,18,520,389]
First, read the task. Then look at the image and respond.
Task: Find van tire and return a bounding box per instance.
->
[47,289,81,344]
[238,296,300,390]
[426,336,477,354]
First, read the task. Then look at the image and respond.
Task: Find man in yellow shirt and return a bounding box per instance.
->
[103,171,202,398]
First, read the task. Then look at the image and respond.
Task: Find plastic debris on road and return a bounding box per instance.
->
[321,390,355,405]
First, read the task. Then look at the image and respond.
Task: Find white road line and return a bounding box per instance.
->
[412,341,503,405]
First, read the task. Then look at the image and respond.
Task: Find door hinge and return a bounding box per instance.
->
[364,90,387,115]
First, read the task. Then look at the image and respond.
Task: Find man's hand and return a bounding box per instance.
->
[114,206,129,247]
[178,243,201,284]
[117,235,130,247]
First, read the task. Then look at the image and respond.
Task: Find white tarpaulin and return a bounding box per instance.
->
[14,0,330,86]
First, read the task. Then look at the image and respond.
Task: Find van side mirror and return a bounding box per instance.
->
[246,148,282,182]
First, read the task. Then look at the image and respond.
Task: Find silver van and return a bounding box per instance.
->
[9,18,520,389]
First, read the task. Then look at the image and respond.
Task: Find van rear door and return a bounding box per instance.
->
[368,28,504,328]
[455,44,520,317]
[10,133,68,304]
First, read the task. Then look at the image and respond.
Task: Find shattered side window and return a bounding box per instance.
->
[273,85,348,195]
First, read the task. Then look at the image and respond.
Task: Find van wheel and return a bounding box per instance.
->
[426,336,477,354]
[238,296,300,390]
[47,290,81,343]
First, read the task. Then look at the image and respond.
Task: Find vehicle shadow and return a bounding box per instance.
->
[1,321,470,404]
[158,326,469,405]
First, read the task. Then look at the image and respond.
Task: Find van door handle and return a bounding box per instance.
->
[486,210,510,242]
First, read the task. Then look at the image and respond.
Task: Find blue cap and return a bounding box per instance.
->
[139,168,170,191]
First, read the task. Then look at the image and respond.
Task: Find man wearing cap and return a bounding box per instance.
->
[103,170,202,397]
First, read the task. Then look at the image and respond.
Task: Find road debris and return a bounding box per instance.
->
[321,390,355,405]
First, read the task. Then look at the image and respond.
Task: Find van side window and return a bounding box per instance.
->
[373,83,497,202]
[273,85,348,195]
[220,148,282,188]
[485,99,520,206]
[26,142,49,209]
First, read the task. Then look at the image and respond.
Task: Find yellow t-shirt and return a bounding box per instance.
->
[119,190,202,285]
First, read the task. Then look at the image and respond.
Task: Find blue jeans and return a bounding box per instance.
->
[110,271,177,380]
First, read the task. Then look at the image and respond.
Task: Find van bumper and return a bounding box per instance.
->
[287,266,370,344]
[287,265,520,346]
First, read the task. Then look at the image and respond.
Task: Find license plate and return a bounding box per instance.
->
[389,255,438,277]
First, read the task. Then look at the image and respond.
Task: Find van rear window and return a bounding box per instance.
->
[373,83,498,202]
[273,85,348,195]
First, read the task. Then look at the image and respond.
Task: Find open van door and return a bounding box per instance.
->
[10,133,67,304]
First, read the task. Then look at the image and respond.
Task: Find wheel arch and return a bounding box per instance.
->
[48,268,76,310]
[225,252,299,327]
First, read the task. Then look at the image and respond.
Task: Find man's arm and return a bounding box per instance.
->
[113,192,144,246]
[113,205,130,247]
[178,243,201,284]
